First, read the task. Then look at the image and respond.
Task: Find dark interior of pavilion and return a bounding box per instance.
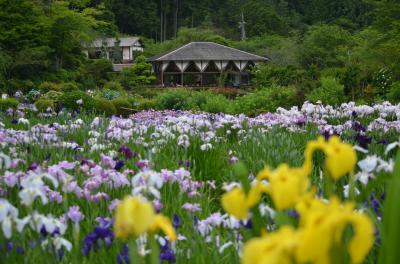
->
[160,61,254,87]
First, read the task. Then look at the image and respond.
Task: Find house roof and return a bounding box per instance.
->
[148,42,268,62]
[92,37,142,48]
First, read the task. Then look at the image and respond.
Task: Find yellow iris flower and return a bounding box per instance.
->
[114,196,176,241]
[257,164,310,210]
[305,136,357,180]
[295,197,374,264]
[221,182,268,219]
[242,226,298,264]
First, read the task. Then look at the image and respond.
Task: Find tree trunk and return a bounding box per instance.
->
[174,0,178,38]
[160,0,163,42]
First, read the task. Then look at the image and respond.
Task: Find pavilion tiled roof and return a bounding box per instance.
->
[149,42,268,62]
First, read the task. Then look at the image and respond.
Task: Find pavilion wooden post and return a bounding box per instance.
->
[181,71,183,86]
[200,60,203,86]
[161,62,164,87]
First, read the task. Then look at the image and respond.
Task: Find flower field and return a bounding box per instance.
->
[0,101,399,264]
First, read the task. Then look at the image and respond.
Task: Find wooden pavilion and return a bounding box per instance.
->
[148,42,268,87]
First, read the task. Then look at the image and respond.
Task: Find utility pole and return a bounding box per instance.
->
[239,12,247,41]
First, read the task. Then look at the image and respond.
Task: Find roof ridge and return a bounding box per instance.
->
[156,42,195,61]
[211,42,267,60]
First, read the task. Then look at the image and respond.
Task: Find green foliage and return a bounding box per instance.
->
[6,79,35,94]
[307,77,345,106]
[61,82,79,92]
[252,64,308,87]
[101,89,121,100]
[135,98,157,111]
[242,0,290,36]
[58,90,95,111]
[387,82,400,103]
[35,98,54,112]
[232,85,298,116]
[233,35,299,66]
[202,94,230,113]
[155,89,193,110]
[111,97,132,116]
[301,24,352,68]
[39,82,62,93]
[103,80,123,91]
[41,91,64,102]
[82,59,113,87]
[94,97,116,116]
[119,55,155,89]
[0,98,18,110]
[379,152,400,264]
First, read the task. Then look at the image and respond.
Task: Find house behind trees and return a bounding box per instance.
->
[85,36,144,71]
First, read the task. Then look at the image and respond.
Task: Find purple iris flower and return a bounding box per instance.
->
[160,242,176,263]
[118,146,135,160]
[27,162,38,171]
[67,206,84,224]
[178,160,191,168]
[287,210,300,219]
[16,246,24,255]
[114,159,125,171]
[172,214,181,229]
[378,138,390,145]
[353,121,366,132]
[82,217,114,256]
[6,241,13,252]
[40,226,60,238]
[355,134,372,149]
[117,244,129,264]
[244,218,253,229]
[83,232,97,256]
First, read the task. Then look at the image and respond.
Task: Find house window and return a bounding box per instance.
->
[88,50,102,59]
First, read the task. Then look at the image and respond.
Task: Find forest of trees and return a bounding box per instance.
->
[0,0,399,103]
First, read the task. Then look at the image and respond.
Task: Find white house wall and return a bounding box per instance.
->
[122,47,130,60]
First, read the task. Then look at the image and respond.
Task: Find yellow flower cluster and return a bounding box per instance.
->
[221,136,374,264]
[221,182,268,219]
[114,196,176,241]
[222,136,357,218]
[243,197,374,264]
[304,136,357,180]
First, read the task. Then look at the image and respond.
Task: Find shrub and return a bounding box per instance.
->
[83,59,113,86]
[387,82,400,103]
[26,89,41,102]
[35,98,54,112]
[103,80,124,92]
[202,94,230,113]
[6,79,35,94]
[155,89,192,110]
[58,91,95,111]
[94,98,116,116]
[0,98,18,110]
[211,87,246,99]
[112,97,133,116]
[136,98,157,111]
[189,91,209,109]
[38,82,62,93]
[232,85,298,116]
[119,55,156,89]
[306,77,345,106]
[61,82,79,92]
[41,91,63,102]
